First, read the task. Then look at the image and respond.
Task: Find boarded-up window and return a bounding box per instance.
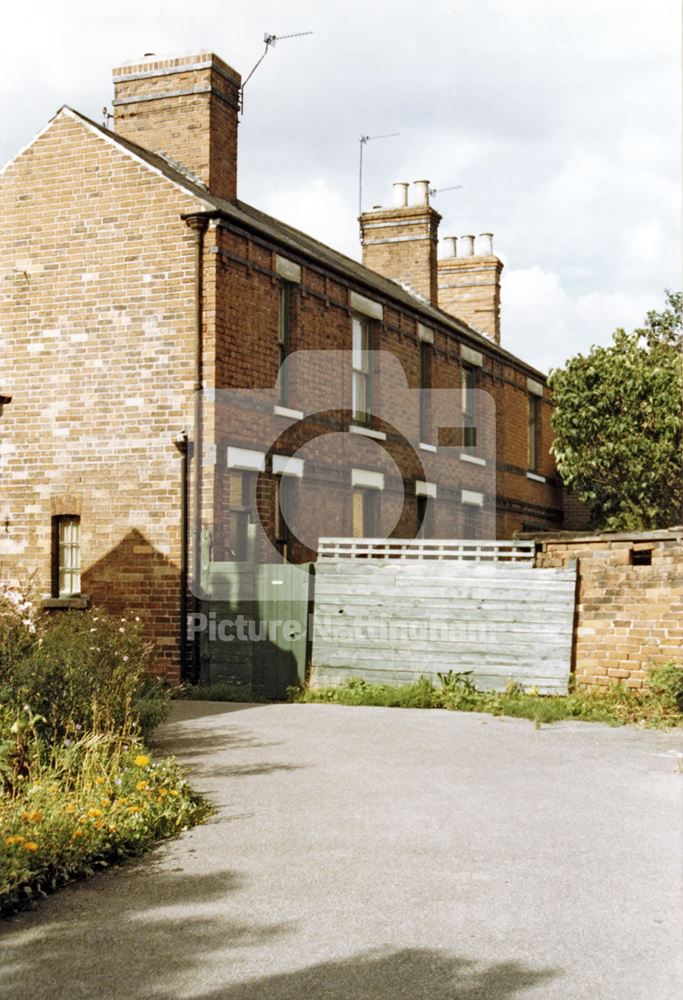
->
[352,490,374,538]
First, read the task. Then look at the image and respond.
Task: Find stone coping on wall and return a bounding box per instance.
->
[515,526,683,545]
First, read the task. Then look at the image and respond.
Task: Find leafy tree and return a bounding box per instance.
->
[548,291,683,531]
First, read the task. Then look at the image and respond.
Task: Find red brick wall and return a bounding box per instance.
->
[1,97,565,684]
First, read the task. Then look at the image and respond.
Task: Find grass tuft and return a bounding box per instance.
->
[290,663,683,729]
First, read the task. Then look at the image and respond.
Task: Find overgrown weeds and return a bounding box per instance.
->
[0,582,210,915]
[291,663,683,728]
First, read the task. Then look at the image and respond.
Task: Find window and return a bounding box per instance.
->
[52,516,80,597]
[420,342,432,441]
[462,504,480,541]
[528,394,539,471]
[227,472,257,561]
[277,283,291,405]
[352,489,375,538]
[352,316,372,426]
[416,494,432,539]
[630,547,653,566]
[462,365,477,448]
[275,476,294,561]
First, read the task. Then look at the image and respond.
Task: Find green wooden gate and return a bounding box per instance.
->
[199,561,313,700]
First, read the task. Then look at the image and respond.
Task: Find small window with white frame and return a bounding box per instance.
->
[52,515,81,597]
[352,316,372,426]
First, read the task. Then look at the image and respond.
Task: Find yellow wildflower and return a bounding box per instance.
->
[4,835,20,846]
[72,829,83,838]
[23,842,39,852]
[87,808,103,818]
[134,755,150,768]
[158,788,168,797]
[95,777,105,785]
[100,798,111,807]
[128,805,140,814]
[64,803,76,814]
[94,820,105,830]
[169,790,179,797]
[108,825,117,833]
[136,781,148,791]
[27,810,43,823]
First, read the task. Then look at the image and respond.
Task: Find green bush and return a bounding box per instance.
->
[0,588,210,915]
[5,610,169,741]
[646,662,683,711]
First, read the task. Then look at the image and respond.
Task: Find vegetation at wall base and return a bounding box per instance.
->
[290,664,683,728]
[1,582,211,916]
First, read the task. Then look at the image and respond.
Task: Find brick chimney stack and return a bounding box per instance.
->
[359,180,441,305]
[112,52,241,202]
[437,233,503,343]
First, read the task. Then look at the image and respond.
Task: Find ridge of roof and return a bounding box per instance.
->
[65,107,549,381]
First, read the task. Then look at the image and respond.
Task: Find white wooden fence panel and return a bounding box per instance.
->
[318,538,535,562]
[311,558,577,694]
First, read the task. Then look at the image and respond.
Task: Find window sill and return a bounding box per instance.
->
[459,452,486,466]
[350,424,387,441]
[43,596,90,610]
[526,471,546,483]
[273,404,304,420]
[418,442,437,453]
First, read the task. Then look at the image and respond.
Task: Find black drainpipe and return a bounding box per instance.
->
[174,430,189,681]
[184,213,210,685]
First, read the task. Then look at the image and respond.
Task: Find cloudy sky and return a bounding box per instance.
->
[1,0,680,372]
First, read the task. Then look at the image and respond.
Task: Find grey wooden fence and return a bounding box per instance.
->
[310,549,577,694]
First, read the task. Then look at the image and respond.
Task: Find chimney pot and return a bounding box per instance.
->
[443,236,457,258]
[392,182,409,208]
[478,232,494,255]
[459,235,475,257]
[413,180,430,207]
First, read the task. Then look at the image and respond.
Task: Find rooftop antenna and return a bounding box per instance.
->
[240,31,313,115]
[358,133,400,218]
[429,184,463,197]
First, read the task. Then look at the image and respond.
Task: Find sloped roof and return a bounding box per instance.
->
[63,107,548,381]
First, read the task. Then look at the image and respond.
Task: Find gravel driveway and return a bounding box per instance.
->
[1,701,682,999]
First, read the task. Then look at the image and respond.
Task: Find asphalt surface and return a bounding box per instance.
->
[1,701,682,999]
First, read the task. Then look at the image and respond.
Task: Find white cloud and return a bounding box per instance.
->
[0,0,679,372]
[502,267,654,372]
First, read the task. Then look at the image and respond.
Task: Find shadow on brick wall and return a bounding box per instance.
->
[82,528,180,676]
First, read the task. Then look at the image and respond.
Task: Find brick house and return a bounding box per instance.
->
[0,51,568,686]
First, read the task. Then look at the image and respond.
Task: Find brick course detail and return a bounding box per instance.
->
[527,528,683,688]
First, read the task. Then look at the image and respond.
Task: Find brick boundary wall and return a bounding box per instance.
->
[518,528,683,689]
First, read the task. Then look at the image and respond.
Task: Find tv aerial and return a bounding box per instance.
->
[240,31,313,114]
[429,184,463,198]
[358,132,400,217]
